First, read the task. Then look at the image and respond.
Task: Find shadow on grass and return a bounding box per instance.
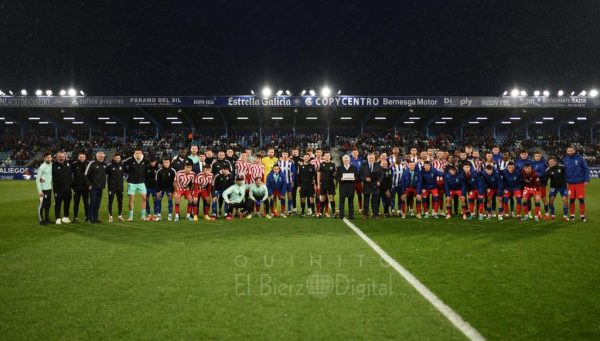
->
[353,215,575,244]
[43,217,353,248]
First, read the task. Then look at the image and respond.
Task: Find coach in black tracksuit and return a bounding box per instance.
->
[359,155,384,218]
[106,154,125,218]
[71,152,89,222]
[335,155,357,219]
[85,152,107,223]
[213,167,235,215]
[52,152,72,221]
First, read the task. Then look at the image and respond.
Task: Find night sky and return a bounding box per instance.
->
[2,0,599,96]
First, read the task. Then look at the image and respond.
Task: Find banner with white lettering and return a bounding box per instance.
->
[0,167,36,180]
[0,96,598,108]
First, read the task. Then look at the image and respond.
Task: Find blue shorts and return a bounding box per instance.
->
[127,183,147,195]
[285,183,294,193]
[549,187,567,198]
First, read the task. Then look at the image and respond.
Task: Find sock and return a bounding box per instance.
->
[212,201,217,215]
[446,205,452,215]
[562,205,568,216]
[461,204,467,215]
[549,203,555,215]
[193,203,198,216]
[320,200,327,214]
[579,198,585,217]
[287,198,293,212]
[569,199,575,215]
[168,199,173,214]
[175,203,180,215]
[280,200,286,214]
[301,201,306,213]
[416,200,422,214]
[468,199,474,214]
[433,197,439,213]
[358,195,363,210]
[204,204,209,215]
[544,204,549,214]
[330,201,336,213]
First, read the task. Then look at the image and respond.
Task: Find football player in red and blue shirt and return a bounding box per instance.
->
[417,161,445,218]
[444,165,465,219]
[461,164,485,220]
[501,162,523,219]
[562,146,590,222]
[521,163,542,221]
[480,164,504,220]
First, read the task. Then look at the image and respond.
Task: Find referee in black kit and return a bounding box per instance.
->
[336,155,357,219]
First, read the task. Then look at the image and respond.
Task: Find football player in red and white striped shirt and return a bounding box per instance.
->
[194,167,214,221]
[173,161,195,221]
[432,150,447,199]
[249,155,265,183]
[235,152,252,185]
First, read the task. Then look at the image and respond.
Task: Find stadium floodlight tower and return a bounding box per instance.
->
[321,86,332,98]
[261,86,272,98]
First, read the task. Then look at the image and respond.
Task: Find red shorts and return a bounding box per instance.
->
[467,190,481,200]
[504,189,522,199]
[486,188,498,198]
[197,188,211,199]
[568,183,586,199]
[272,190,283,199]
[177,189,192,198]
[436,180,445,192]
[421,188,439,198]
[523,187,540,200]
[447,189,462,198]
[354,181,363,193]
[405,187,417,197]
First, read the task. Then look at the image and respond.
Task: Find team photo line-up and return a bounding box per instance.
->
[35,143,590,224]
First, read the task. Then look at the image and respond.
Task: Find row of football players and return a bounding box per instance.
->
[37,144,589,224]
[146,145,589,222]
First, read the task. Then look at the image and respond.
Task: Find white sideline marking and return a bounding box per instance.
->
[342,218,485,341]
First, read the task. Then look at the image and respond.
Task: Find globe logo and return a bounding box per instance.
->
[306,273,334,298]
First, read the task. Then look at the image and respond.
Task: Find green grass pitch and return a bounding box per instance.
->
[0,180,598,340]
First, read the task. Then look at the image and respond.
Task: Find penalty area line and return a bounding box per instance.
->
[342,218,485,341]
